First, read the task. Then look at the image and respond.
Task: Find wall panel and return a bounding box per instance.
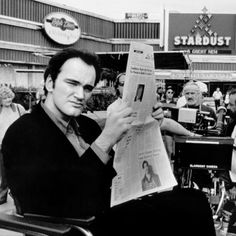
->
[114,22,160,39]
[0,0,115,38]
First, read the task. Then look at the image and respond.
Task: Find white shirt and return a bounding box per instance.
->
[225,93,230,104]
[0,104,24,145]
[212,91,222,100]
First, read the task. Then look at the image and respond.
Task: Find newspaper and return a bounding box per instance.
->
[122,42,156,125]
[110,42,177,207]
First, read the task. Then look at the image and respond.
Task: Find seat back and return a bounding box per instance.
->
[0,212,94,236]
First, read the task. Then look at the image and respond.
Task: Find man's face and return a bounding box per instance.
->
[228,94,236,117]
[118,74,125,98]
[183,84,200,106]
[45,57,96,120]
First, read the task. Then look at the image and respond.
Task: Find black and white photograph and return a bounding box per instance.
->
[0,0,236,235]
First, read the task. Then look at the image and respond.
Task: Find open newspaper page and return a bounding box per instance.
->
[110,42,177,207]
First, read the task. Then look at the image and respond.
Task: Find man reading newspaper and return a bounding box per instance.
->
[106,42,216,236]
[2,46,215,236]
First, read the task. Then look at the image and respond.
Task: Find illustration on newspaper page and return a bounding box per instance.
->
[110,42,177,207]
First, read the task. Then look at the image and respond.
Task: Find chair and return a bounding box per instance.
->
[0,212,94,236]
[0,188,218,236]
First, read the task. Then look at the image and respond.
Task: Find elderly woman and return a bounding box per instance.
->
[0,85,25,205]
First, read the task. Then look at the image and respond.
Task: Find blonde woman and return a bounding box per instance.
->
[0,85,25,204]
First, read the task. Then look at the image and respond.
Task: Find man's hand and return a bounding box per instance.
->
[95,103,135,155]
[151,102,164,125]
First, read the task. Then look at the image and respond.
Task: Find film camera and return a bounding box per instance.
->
[161,104,233,172]
[164,105,229,136]
[163,104,234,219]
[174,133,234,221]
[170,105,233,171]
[166,104,233,171]
[176,107,215,134]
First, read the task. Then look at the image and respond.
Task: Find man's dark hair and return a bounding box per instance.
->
[44,48,101,94]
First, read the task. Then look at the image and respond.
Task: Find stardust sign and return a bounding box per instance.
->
[174,35,231,46]
[168,8,235,54]
[43,12,81,45]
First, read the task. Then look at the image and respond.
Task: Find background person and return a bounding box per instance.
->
[161,85,176,119]
[161,85,176,105]
[0,85,25,205]
[2,49,215,236]
[222,89,236,185]
[181,80,217,132]
[160,85,178,161]
[220,89,236,197]
[156,85,164,101]
[214,89,236,231]
[212,87,223,111]
[35,87,46,104]
[224,87,232,112]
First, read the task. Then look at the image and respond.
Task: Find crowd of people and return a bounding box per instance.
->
[1,47,236,235]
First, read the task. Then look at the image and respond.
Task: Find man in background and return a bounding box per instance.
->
[213,87,223,111]
[180,81,217,190]
[181,81,216,132]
